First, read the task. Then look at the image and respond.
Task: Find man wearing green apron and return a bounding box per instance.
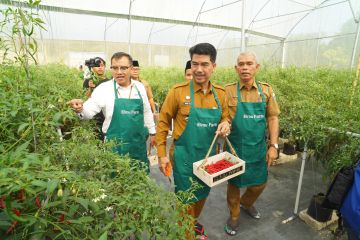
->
[224,52,280,236]
[68,52,156,171]
[156,43,231,240]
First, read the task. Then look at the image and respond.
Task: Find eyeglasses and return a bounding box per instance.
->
[110,66,130,72]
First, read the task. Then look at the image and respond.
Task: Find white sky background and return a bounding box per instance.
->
[1,0,359,47]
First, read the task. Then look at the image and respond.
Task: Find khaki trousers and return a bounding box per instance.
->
[227,182,266,221]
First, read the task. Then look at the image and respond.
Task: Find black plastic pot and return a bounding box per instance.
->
[307,193,333,222]
[283,142,296,155]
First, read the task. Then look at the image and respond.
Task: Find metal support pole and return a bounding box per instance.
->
[350,10,360,69]
[315,16,322,67]
[240,0,246,52]
[147,23,154,66]
[128,0,133,54]
[282,144,308,224]
[281,40,286,68]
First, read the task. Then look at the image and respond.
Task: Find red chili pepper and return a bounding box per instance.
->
[0,195,5,209]
[18,189,25,202]
[35,194,41,209]
[12,208,21,216]
[6,221,18,235]
[59,213,65,222]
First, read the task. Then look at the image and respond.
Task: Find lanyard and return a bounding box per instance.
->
[117,84,133,99]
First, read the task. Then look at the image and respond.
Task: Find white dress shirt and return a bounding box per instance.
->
[79,79,156,135]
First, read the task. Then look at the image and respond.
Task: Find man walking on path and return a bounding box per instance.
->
[156,43,231,239]
[224,52,280,236]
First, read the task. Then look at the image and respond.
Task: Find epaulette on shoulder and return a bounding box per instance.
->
[213,83,225,91]
[258,81,270,87]
[173,81,189,89]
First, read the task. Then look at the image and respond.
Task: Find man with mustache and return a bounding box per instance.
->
[68,52,156,171]
[224,52,280,236]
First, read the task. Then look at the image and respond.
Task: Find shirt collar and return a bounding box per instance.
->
[193,80,213,93]
[240,79,257,90]
[115,79,134,89]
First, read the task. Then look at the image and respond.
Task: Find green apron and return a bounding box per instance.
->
[173,81,221,203]
[106,80,148,170]
[228,81,267,187]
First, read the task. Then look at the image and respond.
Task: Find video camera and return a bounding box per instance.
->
[85,57,102,68]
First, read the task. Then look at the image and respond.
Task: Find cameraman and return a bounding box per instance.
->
[83,57,109,97]
[83,57,110,140]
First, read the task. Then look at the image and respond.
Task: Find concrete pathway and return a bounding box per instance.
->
[149,142,345,240]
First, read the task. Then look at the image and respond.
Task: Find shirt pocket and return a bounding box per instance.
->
[179,104,190,120]
[228,98,237,107]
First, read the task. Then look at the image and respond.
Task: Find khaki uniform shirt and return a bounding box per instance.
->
[156,81,230,157]
[138,79,154,100]
[225,80,280,120]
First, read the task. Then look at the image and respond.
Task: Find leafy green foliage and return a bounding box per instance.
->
[0,0,45,69]
[0,64,81,153]
[0,64,194,239]
[259,66,359,174]
[0,140,193,239]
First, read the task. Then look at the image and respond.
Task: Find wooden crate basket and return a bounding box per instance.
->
[193,151,245,187]
[193,134,245,187]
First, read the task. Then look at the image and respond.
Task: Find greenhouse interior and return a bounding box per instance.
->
[0,0,359,239]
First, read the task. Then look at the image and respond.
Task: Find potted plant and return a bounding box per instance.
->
[306,193,333,222]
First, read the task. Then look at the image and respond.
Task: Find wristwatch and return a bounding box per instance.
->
[149,133,156,136]
[270,143,279,149]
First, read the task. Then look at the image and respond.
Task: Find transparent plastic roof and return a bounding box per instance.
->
[1,0,359,67]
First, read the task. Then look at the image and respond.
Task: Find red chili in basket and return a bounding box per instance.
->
[205,159,234,174]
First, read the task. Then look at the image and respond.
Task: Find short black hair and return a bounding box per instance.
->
[110,52,133,66]
[132,60,139,67]
[189,43,217,63]
[185,60,191,72]
[96,57,106,66]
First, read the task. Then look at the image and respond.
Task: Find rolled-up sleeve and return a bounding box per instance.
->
[79,87,103,120]
[266,86,280,118]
